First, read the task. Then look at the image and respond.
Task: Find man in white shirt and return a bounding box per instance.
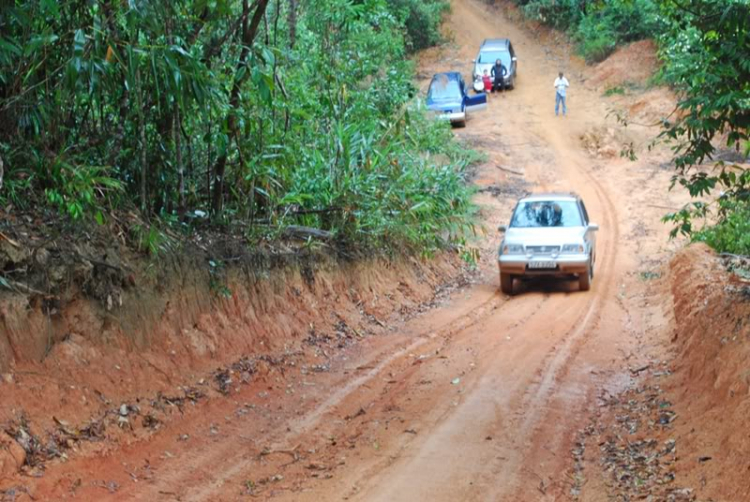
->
[554,72,569,116]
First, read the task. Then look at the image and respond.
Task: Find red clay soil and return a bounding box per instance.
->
[578,244,750,502]
[0,251,468,484]
[590,40,660,89]
[3,1,737,500]
[667,244,750,501]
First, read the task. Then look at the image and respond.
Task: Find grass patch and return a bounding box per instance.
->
[639,270,661,281]
[693,201,750,256]
[603,86,626,97]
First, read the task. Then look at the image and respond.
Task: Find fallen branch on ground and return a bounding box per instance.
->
[0,275,47,296]
[496,164,525,176]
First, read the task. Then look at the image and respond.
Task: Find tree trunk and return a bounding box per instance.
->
[206,116,212,207]
[211,0,271,218]
[136,70,148,214]
[288,0,298,49]
[174,105,186,219]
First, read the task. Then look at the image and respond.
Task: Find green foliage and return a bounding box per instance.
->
[693,201,750,256]
[520,0,583,30]
[131,222,176,256]
[578,27,618,63]
[510,0,664,62]
[574,0,663,62]
[387,0,450,52]
[506,0,749,257]
[44,162,122,222]
[657,0,750,243]
[208,259,233,298]
[603,86,626,96]
[0,0,473,255]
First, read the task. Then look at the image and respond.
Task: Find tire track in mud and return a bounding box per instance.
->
[343,293,562,502]
[113,0,635,499]
[131,286,521,502]
[479,73,627,499]
[340,0,631,499]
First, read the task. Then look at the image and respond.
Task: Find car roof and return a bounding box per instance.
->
[480,38,510,49]
[431,71,463,81]
[519,192,580,203]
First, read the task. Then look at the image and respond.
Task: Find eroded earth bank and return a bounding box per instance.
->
[2,0,748,501]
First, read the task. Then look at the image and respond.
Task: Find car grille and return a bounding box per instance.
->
[526,245,560,255]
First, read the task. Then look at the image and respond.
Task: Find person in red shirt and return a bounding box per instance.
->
[482,69,492,93]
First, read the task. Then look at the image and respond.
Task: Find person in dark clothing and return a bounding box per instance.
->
[490,59,507,93]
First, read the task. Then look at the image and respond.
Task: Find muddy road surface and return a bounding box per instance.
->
[16,0,686,500]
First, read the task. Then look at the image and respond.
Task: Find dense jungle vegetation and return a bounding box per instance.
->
[0,0,478,255]
[1,0,748,257]
[515,0,750,254]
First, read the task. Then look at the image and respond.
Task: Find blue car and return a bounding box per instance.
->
[426,72,487,127]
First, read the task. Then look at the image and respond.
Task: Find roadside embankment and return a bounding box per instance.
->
[666,244,750,501]
[581,244,750,501]
[0,233,468,483]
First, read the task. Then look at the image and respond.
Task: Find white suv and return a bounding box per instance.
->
[472,38,518,92]
[497,193,599,295]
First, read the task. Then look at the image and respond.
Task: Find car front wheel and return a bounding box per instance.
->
[579,258,593,291]
[500,272,514,295]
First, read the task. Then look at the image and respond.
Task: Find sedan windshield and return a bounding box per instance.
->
[478,50,511,68]
[510,200,583,228]
[428,76,461,102]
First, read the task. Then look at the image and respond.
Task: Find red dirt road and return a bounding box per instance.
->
[7,1,689,500]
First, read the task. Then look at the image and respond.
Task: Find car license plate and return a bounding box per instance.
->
[528,261,556,269]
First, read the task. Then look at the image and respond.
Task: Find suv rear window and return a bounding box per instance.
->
[478,50,510,67]
[510,200,583,228]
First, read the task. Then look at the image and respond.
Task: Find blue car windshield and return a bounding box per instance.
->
[511,201,583,228]
[428,76,462,102]
[478,50,511,69]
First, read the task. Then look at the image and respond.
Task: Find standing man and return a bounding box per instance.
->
[491,59,507,94]
[554,71,569,116]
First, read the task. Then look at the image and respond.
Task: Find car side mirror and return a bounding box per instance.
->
[472,59,476,63]
[588,223,599,231]
[498,225,507,232]
[512,57,518,62]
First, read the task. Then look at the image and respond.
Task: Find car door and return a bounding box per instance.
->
[465,92,487,112]
[509,43,518,78]
[579,200,596,256]
[463,76,487,112]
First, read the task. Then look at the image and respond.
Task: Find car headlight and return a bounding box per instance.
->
[561,244,585,253]
[501,244,524,255]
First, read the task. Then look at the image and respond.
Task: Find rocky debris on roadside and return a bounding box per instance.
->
[151,386,206,413]
[571,380,698,502]
[0,351,300,477]
[214,356,257,395]
[402,268,478,321]
[579,127,623,159]
[304,321,360,352]
[0,214,134,312]
[0,485,33,502]
[569,423,594,499]
[0,432,26,481]
[2,412,111,476]
[242,473,286,496]
[719,253,750,299]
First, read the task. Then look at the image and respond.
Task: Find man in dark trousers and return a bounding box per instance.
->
[491,59,507,93]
